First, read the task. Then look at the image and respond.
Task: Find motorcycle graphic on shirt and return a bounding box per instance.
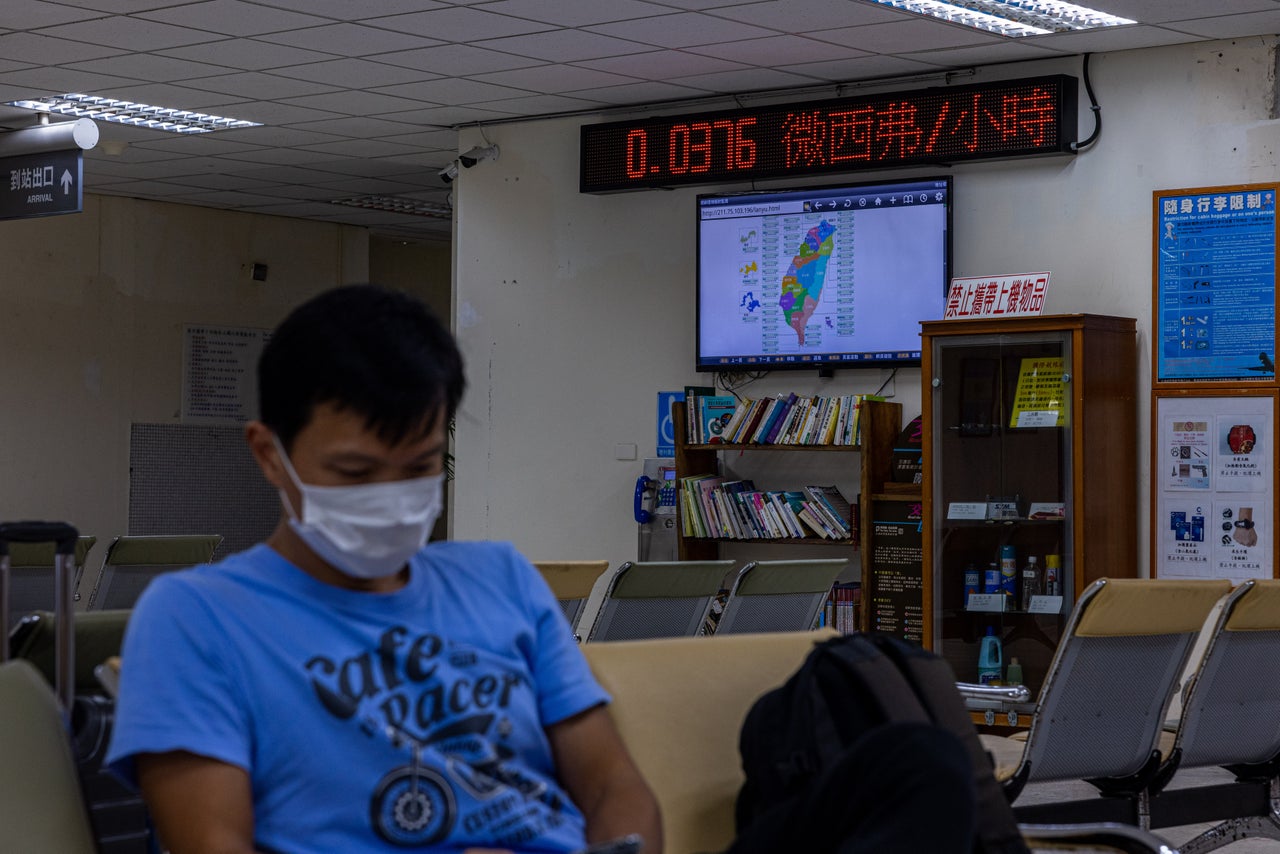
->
[304,627,573,848]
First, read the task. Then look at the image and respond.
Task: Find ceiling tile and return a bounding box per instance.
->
[259,23,442,55]
[649,0,774,8]
[220,164,361,183]
[36,16,225,50]
[287,116,426,138]
[1164,11,1280,38]
[899,42,1070,70]
[477,93,607,114]
[241,200,355,216]
[778,53,941,81]
[376,44,545,75]
[689,34,869,65]
[216,100,345,124]
[126,135,269,155]
[158,38,336,69]
[306,157,446,178]
[0,67,139,94]
[576,49,746,78]
[805,19,1001,53]
[182,71,342,99]
[138,0,332,36]
[64,53,234,82]
[711,0,905,29]
[4,0,109,28]
[376,129,458,149]
[46,0,208,11]
[214,147,351,165]
[284,89,436,115]
[0,59,35,74]
[300,138,426,157]
[368,150,457,169]
[94,180,211,196]
[376,105,516,125]
[370,7,556,41]
[476,29,653,62]
[667,66,823,93]
[567,79,717,103]
[274,57,439,87]
[182,188,299,206]
[84,144,189,164]
[237,184,347,201]
[586,12,779,48]
[372,78,533,105]
[166,171,286,190]
[472,64,638,93]
[87,155,230,178]
[479,0,671,26]
[213,125,346,147]
[251,0,447,18]
[88,82,247,110]
[308,176,428,194]
[0,31,126,64]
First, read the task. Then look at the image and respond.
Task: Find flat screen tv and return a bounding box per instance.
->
[696,176,951,372]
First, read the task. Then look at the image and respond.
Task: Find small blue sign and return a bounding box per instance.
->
[657,391,683,457]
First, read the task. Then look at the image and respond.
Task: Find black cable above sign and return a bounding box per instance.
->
[580,75,1078,194]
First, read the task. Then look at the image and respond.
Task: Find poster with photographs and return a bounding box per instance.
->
[1155,393,1276,580]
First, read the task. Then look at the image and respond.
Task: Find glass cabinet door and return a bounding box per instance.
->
[930,331,1073,696]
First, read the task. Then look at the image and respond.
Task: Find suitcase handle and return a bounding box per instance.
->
[0,520,80,555]
[0,520,79,718]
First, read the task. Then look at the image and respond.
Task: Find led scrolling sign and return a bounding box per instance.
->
[580,75,1077,193]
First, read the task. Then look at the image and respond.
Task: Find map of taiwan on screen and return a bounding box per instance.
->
[781,220,836,345]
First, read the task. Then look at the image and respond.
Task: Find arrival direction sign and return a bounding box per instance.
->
[0,149,83,220]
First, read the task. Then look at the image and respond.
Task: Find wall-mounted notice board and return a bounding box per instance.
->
[1152,389,1277,581]
[1153,183,1278,385]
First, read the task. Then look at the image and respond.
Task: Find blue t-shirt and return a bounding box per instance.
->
[106,540,609,853]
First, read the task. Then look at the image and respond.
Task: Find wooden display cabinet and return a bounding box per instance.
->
[922,314,1138,702]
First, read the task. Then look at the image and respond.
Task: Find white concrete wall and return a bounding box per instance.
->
[0,194,369,543]
[451,36,1280,574]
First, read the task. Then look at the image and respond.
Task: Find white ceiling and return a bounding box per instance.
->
[2,0,1279,240]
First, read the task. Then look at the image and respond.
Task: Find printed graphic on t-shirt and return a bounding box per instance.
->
[304,625,571,847]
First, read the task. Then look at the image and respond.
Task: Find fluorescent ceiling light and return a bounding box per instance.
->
[863,0,1136,37]
[331,196,453,219]
[4,93,262,134]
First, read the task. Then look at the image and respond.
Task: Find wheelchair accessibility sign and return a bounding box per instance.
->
[657,391,682,457]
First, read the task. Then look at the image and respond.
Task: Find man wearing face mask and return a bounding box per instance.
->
[106,285,662,854]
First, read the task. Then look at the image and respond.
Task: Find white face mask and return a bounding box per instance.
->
[272,436,443,580]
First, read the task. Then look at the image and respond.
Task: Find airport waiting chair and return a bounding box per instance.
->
[532,560,610,636]
[714,558,848,634]
[0,659,98,853]
[9,609,132,697]
[584,631,1179,854]
[4,537,97,627]
[86,534,222,611]
[585,560,733,642]
[1126,578,1280,851]
[991,578,1232,813]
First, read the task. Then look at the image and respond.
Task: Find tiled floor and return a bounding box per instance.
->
[1017,766,1280,852]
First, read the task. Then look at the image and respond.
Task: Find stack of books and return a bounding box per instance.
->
[687,392,883,447]
[679,477,857,542]
[823,582,862,633]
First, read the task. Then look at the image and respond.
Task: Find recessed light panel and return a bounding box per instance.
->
[331,196,453,219]
[4,93,263,134]
[863,0,1136,37]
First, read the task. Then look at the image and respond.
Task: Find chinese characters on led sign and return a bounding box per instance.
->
[581,76,1076,193]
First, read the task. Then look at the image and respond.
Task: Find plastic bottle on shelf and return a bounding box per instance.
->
[1019,556,1042,611]
[1044,554,1062,597]
[1006,657,1024,687]
[963,564,980,607]
[999,545,1017,603]
[983,561,1001,596]
[977,627,1003,684]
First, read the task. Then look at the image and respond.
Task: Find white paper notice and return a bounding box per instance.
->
[1027,595,1064,614]
[182,324,271,425]
[965,593,1005,613]
[948,502,988,520]
[1214,413,1270,493]
[1212,497,1271,582]
[1016,410,1058,428]
[1164,418,1211,490]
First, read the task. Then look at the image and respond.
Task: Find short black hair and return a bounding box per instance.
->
[258,285,465,449]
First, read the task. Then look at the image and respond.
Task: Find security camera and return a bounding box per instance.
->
[459,145,499,168]
[438,161,460,184]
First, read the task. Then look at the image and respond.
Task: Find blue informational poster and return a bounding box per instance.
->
[1156,185,1277,382]
[656,391,683,457]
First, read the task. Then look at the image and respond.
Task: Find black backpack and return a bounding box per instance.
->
[735,632,1029,854]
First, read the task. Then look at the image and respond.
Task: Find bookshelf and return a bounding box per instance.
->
[672,397,906,634]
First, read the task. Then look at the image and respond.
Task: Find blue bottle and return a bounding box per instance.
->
[977,626,1003,684]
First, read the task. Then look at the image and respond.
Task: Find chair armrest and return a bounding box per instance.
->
[1019,822,1178,853]
[956,681,1032,703]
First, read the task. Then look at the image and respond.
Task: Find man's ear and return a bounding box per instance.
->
[245,421,288,491]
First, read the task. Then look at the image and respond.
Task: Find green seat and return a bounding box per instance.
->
[715,559,849,634]
[86,534,222,611]
[0,660,98,853]
[9,610,132,696]
[4,537,97,627]
[586,560,734,642]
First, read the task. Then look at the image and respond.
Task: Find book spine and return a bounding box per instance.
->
[721,399,750,443]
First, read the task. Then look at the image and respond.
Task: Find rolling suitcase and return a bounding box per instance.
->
[0,520,152,854]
